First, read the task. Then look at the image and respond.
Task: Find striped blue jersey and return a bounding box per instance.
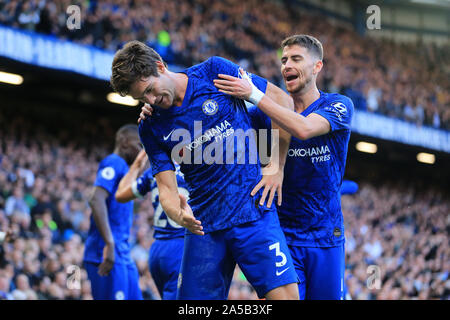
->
[247,91,354,247]
[139,56,271,233]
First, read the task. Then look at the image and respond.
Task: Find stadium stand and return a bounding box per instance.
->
[0,0,449,129]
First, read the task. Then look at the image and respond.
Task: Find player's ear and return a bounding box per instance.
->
[313,59,323,75]
[156,60,166,74]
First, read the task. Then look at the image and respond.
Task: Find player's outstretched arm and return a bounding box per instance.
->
[155,170,204,236]
[88,187,115,276]
[214,70,330,140]
[115,149,148,202]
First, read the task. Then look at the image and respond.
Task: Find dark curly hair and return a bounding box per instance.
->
[110,41,167,96]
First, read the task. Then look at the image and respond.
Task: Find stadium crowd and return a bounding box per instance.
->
[0,101,449,300]
[342,182,449,299]
[0,0,449,130]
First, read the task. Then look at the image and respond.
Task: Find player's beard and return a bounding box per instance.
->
[285,72,313,95]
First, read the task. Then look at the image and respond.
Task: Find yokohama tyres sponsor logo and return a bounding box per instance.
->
[186,120,233,151]
[288,145,331,163]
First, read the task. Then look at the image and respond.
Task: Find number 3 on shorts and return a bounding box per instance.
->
[269,242,287,267]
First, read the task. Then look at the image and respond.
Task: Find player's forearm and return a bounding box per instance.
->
[159,189,182,225]
[264,83,292,167]
[116,163,142,202]
[89,197,115,245]
[257,95,314,141]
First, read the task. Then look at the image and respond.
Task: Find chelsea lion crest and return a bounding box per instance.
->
[202,99,219,115]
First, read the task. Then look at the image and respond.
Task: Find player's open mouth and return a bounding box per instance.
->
[285,74,299,84]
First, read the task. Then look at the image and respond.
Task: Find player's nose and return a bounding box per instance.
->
[284,58,295,69]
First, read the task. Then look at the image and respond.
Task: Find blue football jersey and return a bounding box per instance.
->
[247,104,272,163]
[247,92,353,247]
[84,154,134,265]
[279,91,353,247]
[139,56,271,233]
[133,165,189,239]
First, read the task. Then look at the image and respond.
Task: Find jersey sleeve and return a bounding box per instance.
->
[94,157,122,195]
[313,96,354,132]
[139,121,175,176]
[131,168,153,198]
[209,56,268,94]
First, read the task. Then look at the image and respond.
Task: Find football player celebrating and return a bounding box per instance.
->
[214,34,354,300]
[110,41,299,300]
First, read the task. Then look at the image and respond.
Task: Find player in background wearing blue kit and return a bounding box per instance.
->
[214,34,354,300]
[341,180,358,196]
[115,149,189,300]
[111,41,299,300]
[83,124,143,300]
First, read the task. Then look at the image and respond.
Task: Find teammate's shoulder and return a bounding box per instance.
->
[99,153,126,169]
[320,92,354,115]
[207,56,227,64]
[325,92,354,107]
[96,154,127,182]
[184,57,218,78]
[100,153,121,163]
[208,56,237,71]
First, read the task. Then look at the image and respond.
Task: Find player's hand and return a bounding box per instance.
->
[251,162,284,208]
[137,103,154,124]
[98,242,115,276]
[178,194,204,236]
[213,68,253,100]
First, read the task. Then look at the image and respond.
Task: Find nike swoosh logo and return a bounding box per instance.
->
[163,129,175,141]
[276,267,290,276]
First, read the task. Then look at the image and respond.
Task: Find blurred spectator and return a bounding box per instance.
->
[5,186,30,217]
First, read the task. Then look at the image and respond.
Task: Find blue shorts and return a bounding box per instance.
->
[288,244,345,300]
[84,261,143,300]
[148,237,184,300]
[177,210,298,300]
